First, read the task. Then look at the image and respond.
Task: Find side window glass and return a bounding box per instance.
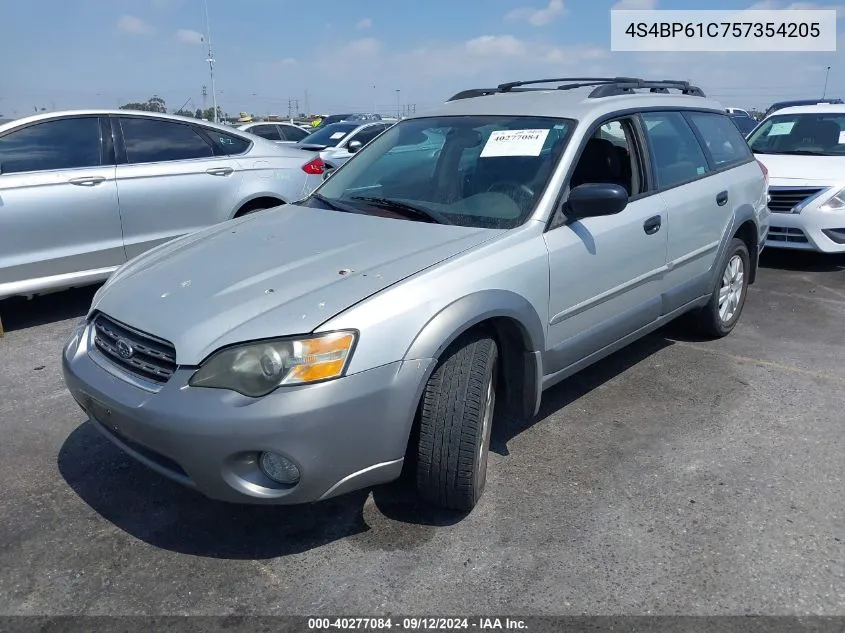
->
[281,126,308,142]
[121,118,213,163]
[687,112,752,167]
[350,126,383,147]
[205,129,251,156]
[251,125,281,141]
[642,112,710,189]
[570,118,642,197]
[0,117,102,174]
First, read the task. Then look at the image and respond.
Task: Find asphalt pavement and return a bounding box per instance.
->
[0,249,843,615]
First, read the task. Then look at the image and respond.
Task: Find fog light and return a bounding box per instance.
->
[259,452,300,485]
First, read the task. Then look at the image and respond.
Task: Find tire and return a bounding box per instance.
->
[691,237,751,338]
[415,331,498,511]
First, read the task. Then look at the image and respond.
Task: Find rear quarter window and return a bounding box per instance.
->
[686,112,752,168]
[201,128,252,156]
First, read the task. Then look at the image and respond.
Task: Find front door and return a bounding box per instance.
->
[544,117,668,375]
[0,115,124,296]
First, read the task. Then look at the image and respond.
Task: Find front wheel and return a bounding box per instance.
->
[692,237,751,338]
[415,331,498,511]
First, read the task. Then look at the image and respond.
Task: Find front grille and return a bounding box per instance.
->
[767,186,824,213]
[767,226,809,244]
[92,313,177,383]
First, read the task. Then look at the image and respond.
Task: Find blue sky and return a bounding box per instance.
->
[1,0,844,117]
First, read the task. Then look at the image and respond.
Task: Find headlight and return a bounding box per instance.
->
[819,187,845,211]
[188,331,357,397]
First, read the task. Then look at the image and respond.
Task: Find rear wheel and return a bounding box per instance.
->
[691,237,750,338]
[415,331,498,511]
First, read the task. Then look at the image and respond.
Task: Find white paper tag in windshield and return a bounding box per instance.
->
[330,132,346,140]
[480,129,549,157]
[768,122,795,136]
[838,130,845,144]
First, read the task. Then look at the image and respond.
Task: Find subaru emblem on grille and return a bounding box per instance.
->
[115,337,135,360]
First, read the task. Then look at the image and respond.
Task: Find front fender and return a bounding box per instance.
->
[403,289,545,360]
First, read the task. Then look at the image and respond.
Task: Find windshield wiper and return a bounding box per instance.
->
[310,193,359,213]
[349,196,452,224]
[773,150,831,156]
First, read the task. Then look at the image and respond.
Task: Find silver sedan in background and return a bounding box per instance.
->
[0,110,324,300]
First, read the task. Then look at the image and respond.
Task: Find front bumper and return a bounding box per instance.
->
[766,209,845,253]
[61,322,434,504]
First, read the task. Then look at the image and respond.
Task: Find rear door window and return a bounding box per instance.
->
[120,117,214,163]
[280,125,309,142]
[0,117,102,173]
[641,112,710,189]
[249,124,282,141]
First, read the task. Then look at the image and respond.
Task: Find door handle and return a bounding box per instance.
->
[643,215,662,235]
[206,167,234,176]
[716,190,729,206]
[68,176,106,186]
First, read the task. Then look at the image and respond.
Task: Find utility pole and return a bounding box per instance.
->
[203,0,218,123]
[202,85,207,113]
[287,98,293,119]
[395,89,401,120]
[304,89,310,116]
[823,65,832,99]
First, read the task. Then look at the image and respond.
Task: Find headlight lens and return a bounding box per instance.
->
[819,187,845,211]
[189,331,357,397]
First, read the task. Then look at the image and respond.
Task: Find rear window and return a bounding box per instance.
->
[686,112,753,167]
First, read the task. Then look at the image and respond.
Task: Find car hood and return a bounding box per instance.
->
[91,206,498,365]
[755,153,845,184]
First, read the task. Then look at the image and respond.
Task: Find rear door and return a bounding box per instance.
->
[641,111,736,312]
[0,115,124,296]
[114,115,246,259]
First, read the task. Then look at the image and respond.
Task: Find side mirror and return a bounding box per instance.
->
[347,140,363,153]
[565,183,628,220]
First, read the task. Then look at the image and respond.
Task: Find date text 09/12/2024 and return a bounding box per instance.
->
[307,617,528,630]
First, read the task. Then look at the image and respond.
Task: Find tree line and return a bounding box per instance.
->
[119,96,225,121]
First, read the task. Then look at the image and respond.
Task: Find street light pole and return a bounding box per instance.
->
[204,0,218,123]
[823,65,832,99]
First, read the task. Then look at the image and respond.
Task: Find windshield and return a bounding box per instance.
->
[748,113,845,156]
[299,123,358,147]
[308,115,575,229]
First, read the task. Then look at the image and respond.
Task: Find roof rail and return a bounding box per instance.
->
[446,77,706,102]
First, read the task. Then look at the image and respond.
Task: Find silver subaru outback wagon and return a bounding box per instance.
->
[0,110,323,302]
[62,78,770,512]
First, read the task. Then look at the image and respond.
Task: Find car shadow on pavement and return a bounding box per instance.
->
[58,421,467,560]
[490,332,675,457]
[0,285,99,333]
[759,249,845,272]
[57,325,681,560]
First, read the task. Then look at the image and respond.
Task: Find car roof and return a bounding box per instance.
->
[767,104,845,116]
[408,83,725,124]
[0,109,250,136]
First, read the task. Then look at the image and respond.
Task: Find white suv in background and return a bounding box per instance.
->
[748,104,845,253]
